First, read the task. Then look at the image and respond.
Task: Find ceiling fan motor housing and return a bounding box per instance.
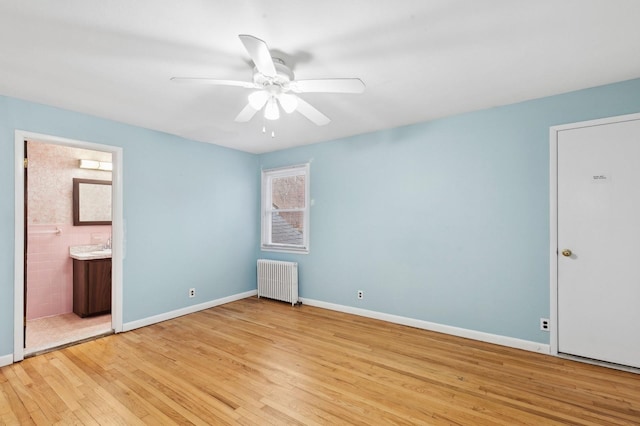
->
[253,58,294,91]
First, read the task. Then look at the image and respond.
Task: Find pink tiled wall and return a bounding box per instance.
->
[26,224,111,319]
[26,141,112,320]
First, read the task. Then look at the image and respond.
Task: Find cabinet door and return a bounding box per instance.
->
[88,259,112,314]
[73,259,88,317]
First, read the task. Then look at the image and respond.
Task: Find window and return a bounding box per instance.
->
[261,164,309,253]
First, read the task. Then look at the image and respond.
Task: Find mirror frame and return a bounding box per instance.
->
[73,178,112,226]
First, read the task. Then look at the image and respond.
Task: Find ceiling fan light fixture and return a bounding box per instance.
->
[264,97,280,120]
[248,91,269,110]
[278,93,298,114]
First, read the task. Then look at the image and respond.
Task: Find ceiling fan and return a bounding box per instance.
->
[171,34,365,126]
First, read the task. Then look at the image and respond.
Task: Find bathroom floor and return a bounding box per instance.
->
[25,313,112,355]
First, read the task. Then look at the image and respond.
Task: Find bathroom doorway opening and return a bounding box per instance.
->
[14,131,124,362]
[24,140,112,355]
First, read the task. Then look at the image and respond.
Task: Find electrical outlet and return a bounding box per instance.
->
[357,290,364,300]
[189,288,196,298]
[540,318,550,331]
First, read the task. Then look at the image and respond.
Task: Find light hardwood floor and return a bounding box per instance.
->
[1,297,639,425]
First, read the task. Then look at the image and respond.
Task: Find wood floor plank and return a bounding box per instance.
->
[0,370,37,425]
[1,297,639,425]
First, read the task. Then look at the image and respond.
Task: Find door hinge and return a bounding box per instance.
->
[23,158,28,168]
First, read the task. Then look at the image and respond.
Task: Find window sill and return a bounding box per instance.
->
[261,245,309,255]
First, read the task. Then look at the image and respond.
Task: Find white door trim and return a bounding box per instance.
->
[549,112,640,357]
[13,130,124,362]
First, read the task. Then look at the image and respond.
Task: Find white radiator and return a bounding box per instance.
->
[257,259,299,306]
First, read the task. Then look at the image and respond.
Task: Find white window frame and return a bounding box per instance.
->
[261,163,310,254]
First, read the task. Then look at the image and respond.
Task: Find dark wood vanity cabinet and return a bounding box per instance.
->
[73,258,112,317]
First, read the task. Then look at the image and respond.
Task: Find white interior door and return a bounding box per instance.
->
[557,117,640,368]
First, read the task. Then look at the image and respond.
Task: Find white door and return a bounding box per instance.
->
[557,117,640,369]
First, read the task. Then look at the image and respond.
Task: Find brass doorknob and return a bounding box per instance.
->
[562,249,572,257]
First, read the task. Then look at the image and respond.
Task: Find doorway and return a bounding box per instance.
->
[14,131,123,362]
[25,141,113,355]
[550,113,640,370]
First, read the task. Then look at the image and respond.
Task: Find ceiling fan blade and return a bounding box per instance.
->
[277,93,298,113]
[234,103,259,122]
[238,34,276,77]
[294,96,330,126]
[170,77,257,89]
[291,78,365,94]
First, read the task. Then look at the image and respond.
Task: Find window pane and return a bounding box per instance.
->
[271,211,304,245]
[271,175,305,209]
[262,163,309,253]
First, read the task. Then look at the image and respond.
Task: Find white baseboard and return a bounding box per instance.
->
[123,290,257,332]
[0,353,14,368]
[300,298,551,355]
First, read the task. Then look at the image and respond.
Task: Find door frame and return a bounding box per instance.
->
[13,130,124,362]
[549,112,640,357]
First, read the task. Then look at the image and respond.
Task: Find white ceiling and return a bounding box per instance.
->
[1,1,639,154]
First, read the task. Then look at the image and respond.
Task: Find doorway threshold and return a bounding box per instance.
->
[25,313,113,356]
[24,330,114,358]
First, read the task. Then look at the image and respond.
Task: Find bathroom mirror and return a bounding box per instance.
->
[73,178,112,225]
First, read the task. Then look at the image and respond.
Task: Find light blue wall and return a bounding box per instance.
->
[2,79,639,358]
[0,96,259,356]
[259,78,640,344]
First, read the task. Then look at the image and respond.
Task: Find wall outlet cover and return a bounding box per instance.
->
[540,318,550,331]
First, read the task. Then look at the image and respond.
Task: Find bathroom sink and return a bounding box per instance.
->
[91,249,112,255]
[70,245,112,260]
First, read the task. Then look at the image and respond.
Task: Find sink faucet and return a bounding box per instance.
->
[104,236,111,250]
